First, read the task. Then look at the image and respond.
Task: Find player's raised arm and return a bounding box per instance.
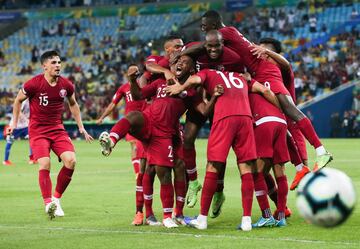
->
[7,89,28,135]
[251,81,281,109]
[194,84,224,117]
[250,42,290,71]
[165,75,202,96]
[146,62,175,82]
[67,93,93,142]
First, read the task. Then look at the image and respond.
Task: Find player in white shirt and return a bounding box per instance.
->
[3,99,36,165]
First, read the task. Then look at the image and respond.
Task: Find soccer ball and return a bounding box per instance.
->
[296,168,356,227]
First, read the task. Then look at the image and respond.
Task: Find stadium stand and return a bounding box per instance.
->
[0,0,359,137]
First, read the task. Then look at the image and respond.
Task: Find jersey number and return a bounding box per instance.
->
[168,145,173,162]
[39,96,48,106]
[216,71,244,89]
[126,91,133,102]
[156,87,167,98]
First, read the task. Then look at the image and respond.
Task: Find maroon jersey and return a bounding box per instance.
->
[281,65,296,102]
[112,82,146,114]
[197,69,253,123]
[141,78,201,137]
[249,93,286,125]
[22,74,74,135]
[219,26,284,87]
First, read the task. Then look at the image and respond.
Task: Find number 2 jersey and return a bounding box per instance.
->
[22,74,74,135]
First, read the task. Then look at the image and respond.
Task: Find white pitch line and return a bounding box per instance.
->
[0,225,358,246]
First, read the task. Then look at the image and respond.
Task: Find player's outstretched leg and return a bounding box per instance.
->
[287,133,310,190]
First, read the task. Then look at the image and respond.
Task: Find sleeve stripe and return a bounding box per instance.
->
[21,88,27,95]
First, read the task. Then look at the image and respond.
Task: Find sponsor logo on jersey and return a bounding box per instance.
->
[59,89,67,98]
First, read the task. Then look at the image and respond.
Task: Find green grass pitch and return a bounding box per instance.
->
[0,139,359,249]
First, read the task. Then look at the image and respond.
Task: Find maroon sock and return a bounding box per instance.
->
[297,117,322,148]
[132,157,140,175]
[253,173,271,218]
[216,163,226,192]
[183,147,197,181]
[142,173,154,218]
[241,173,254,216]
[287,133,303,166]
[160,183,174,219]
[264,173,278,206]
[200,171,218,216]
[136,173,144,213]
[39,169,52,205]
[174,180,186,216]
[276,176,288,218]
[109,118,131,145]
[54,166,74,198]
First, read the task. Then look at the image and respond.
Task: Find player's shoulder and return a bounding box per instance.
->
[26,74,44,84]
[222,46,241,59]
[146,55,163,63]
[58,75,73,85]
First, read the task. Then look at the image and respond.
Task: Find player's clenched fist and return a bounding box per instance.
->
[213,84,224,96]
[127,66,140,81]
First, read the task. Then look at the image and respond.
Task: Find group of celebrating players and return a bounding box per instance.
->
[7,10,333,230]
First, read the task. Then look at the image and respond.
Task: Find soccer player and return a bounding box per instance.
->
[181,30,245,213]
[248,75,290,228]
[250,38,311,189]
[98,55,223,228]
[195,10,333,170]
[3,99,36,166]
[166,69,279,231]
[7,50,93,219]
[138,35,184,86]
[96,64,147,225]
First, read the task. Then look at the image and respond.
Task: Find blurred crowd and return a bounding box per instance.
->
[330,85,360,138]
[232,2,360,104]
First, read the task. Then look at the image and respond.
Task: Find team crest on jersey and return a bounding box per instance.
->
[59,89,67,98]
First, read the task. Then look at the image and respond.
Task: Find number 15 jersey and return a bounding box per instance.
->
[22,74,74,135]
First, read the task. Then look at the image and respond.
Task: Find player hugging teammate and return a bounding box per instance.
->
[97,10,333,230]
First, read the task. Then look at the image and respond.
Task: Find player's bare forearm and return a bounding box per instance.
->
[266,50,290,71]
[146,63,169,75]
[69,103,85,130]
[97,102,116,124]
[263,89,281,109]
[195,84,223,116]
[181,42,206,57]
[130,78,142,100]
[10,90,27,132]
[165,75,202,96]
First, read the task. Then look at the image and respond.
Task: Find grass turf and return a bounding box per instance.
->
[0,139,359,249]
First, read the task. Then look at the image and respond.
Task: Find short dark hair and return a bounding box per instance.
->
[259,37,282,53]
[202,10,222,23]
[40,50,60,64]
[164,34,183,43]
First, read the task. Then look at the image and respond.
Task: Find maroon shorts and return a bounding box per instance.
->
[207,116,257,164]
[146,136,182,167]
[254,121,289,165]
[30,130,75,160]
[287,118,308,161]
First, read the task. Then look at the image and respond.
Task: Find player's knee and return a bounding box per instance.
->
[64,157,76,169]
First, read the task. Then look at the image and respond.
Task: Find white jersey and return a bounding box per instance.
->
[10,99,30,129]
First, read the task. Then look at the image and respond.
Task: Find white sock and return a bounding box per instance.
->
[197,214,207,223]
[295,163,304,172]
[315,146,326,156]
